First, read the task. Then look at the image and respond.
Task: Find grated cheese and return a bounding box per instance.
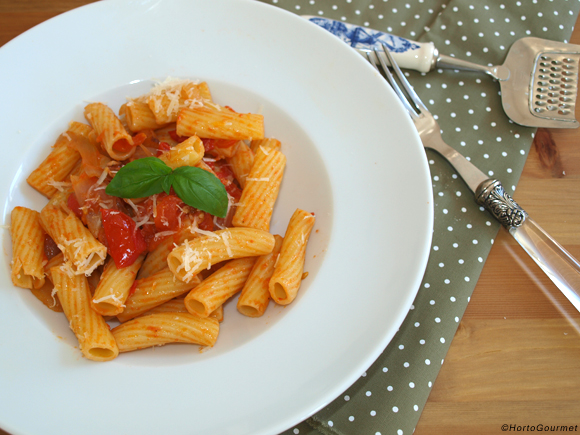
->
[46,179,72,192]
[154,230,177,240]
[95,168,109,186]
[50,287,58,308]
[125,198,140,215]
[191,227,220,239]
[221,231,233,258]
[204,101,221,111]
[58,262,75,278]
[134,215,151,228]
[246,177,270,182]
[178,239,203,283]
[213,216,225,230]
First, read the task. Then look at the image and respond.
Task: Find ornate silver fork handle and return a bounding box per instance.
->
[369,46,580,312]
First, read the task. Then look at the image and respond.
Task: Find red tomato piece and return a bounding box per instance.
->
[128,280,138,297]
[196,211,214,231]
[67,193,83,219]
[155,194,184,232]
[101,209,147,268]
[202,138,238,151]
[168,130,188,143]
[132,132,148,147]
[206,160,242,202]
[156,141,172,156]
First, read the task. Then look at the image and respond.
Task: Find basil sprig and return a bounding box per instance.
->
[106,157,228,218]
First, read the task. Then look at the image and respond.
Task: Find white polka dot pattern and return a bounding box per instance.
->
[262,0,580,434]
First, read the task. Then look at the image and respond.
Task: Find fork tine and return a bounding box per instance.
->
[367,49,418,118]
[380,43,429,114]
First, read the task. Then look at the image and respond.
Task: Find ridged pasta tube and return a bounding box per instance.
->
[146,80,212,125]
[232,147,286,232]
[120,101,163,132]
[39,206,107,276]
[184,257,256,318]
[112,312,219,352]
[10,207,46,289]
[237,234,284,317]
[159,135,204,169]
[141,298,224,322]
[84,102,135,161]
[176,105,264,140]
[227,141,254,189]
[26,134,80,199]
[51,266,119,362]
[167,228,275,283]
[91,255,144,316]
[269,209,315,305]
[117,268,201,323]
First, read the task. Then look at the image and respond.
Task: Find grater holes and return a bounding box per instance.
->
[533,53,579,120]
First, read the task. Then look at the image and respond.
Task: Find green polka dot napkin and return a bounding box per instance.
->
[255,0,580,434]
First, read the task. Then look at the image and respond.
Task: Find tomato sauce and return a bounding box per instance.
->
[101,209,147,268]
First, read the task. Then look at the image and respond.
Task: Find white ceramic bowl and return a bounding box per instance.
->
[0,1,433,434]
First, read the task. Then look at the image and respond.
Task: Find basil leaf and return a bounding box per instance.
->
[172,166,229,218]
[106,157,172,198]
[161,173,174,195]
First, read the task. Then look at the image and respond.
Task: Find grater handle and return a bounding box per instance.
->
[436,54,510,81]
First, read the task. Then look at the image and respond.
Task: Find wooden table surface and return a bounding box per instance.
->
[1,2,579,434]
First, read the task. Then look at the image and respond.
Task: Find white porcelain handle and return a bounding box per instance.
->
[303,16,437,73]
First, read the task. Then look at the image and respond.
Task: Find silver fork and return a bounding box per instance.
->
[368,44,580,312]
